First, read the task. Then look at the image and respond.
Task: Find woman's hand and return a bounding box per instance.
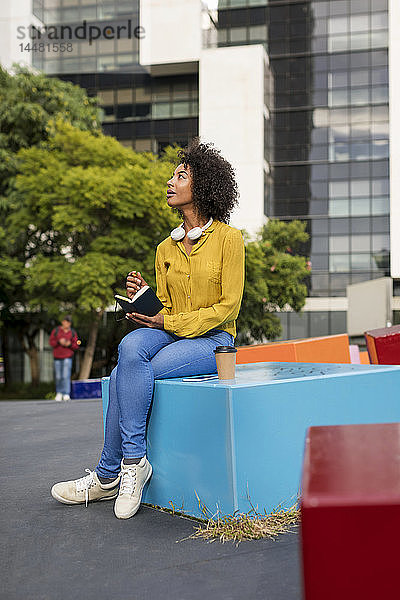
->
[126,311,164,330]
[126,270,147,299]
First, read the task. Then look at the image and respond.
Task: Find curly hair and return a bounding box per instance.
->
[177,138,238,224]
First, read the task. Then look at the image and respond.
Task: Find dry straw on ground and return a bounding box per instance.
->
[146,494,300,544]
[189,496,300,544]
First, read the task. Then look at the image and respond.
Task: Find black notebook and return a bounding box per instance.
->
[115,286,164,317]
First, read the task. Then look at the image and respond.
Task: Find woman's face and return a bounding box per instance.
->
[166,163,193,210]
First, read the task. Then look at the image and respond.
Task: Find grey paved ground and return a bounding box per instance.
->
[0,399,302,600]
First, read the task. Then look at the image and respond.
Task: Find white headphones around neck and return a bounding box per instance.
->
[170,217,213,242]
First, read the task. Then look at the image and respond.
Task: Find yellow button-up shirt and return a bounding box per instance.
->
[155,220,245,338]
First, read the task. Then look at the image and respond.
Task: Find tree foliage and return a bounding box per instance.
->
[6,121,180,379]
[0,65,100,196]
[236,220,310,344]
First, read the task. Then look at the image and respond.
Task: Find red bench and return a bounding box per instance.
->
[365,324,400,364]
[301,423,400,600]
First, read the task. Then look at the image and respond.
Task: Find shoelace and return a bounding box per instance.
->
[75,469,96,507]
[119,466,137,496]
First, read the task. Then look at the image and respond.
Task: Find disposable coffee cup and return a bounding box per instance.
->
[213,346,237,380]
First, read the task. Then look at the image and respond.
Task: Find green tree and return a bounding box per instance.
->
[0,65,100,196]
[7,121,179,381]
[237,220,310,344]
[0,66,101,385]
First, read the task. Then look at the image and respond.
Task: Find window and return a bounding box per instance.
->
[289,312,308,339]
[330,254,350,272]
[153,84,170,102]
[351,217,370,233]
[249,25,268,41]
[371,197,389,214]
[312,237,329,253]
[350,32,369,51]
[330,199,349,216]
[97,56,115,71]
[350,14,369,32]
[119,140,133,148]
[351,235,370,251]
[134,104,151,119]
[351,254,371,270]
[311,165,329,181]
[310,312,330,337]
[371,216,389,232]
[329,89,349,106]
[351,70,369,86]
[371,31,388,48]
[135,87,151,103]
[330,1,349,17]
[371,12,388,30]
[312,2,329,18]
[329,181,349,197]
[311,273,330,291]
[310,254,329,270]
[350,88,369,104]
[351,198,370,216]
[330,71,348,87]
[172,82,190,100]
[371,68,388,85]
[97,90,114,105]
[134,139,152,152]
[312,218,329,234]
[372,139,389,159]
[330,218,350,234]
[330,236,350,252]
[116,104,133,120]
[371,86,388,103]
[351,179,370,196]
[171,102,191,118]
[350,141,370,160]
[372,179,389,195]
[230,27,247,43]
[331,143,350,162]
[328,16,348,35]
[117,89,132,104]
[329,35,349,53]
[331,312,347,332]
[117,38,134,53]
[152,103,170,119]
[330,274,351,292]
[372,234,389,252]
[79,41,97,56]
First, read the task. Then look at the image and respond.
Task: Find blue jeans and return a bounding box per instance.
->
[54,357,73,396]
[96,327,234,478]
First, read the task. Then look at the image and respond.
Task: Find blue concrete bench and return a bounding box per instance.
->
[101,362,400,519]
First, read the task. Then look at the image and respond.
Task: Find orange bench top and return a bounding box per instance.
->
[236,334,351,364]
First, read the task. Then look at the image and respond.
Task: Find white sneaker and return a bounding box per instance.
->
[55,392,63,402]
[63,394,70,401]
[114,457,152,519]
[51,469,120,507]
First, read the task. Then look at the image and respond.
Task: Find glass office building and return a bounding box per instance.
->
[214,0,390,338]
[32,0,198,153]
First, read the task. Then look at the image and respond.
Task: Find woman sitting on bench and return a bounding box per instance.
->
[51,138,245,519]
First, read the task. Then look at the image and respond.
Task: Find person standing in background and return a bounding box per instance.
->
[49,316,81,401]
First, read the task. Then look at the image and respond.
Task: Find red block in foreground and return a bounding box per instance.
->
[301,423,400,600]
[365,324,400,364]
